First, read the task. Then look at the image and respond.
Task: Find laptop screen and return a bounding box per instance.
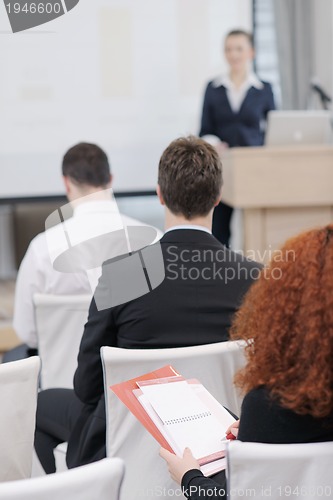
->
[265,110,332,146]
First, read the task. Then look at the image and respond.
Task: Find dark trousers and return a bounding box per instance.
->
[34,389,84,474]
[2,344,38,363]
[212,202,233,247]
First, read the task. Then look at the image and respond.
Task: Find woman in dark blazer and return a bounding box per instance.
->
[200,30,275,246]
[160,225,333,498]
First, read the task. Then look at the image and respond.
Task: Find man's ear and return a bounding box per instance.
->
[63,176,71,196]
[107,174,113,188]
[214,190,222,207]
[156,184,165,206]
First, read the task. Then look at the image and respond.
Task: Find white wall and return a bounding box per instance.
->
[0,0,252,197]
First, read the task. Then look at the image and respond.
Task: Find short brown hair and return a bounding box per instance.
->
[62,143,110,187]
[158,136,222,219]
[225,29,254,48]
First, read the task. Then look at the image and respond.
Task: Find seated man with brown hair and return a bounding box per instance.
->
[35,136,261,473]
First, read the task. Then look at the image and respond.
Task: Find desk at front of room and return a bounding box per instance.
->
[222,145,333,263]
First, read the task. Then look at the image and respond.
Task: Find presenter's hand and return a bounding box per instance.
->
[160,447,200,485]
[226,419,240,439]
[215,141,229,155]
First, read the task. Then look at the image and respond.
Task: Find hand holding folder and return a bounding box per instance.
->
[110,365,236,475]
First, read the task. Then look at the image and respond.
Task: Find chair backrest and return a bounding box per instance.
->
[33,293,91,389]
[0,357,41,482]
[0,458,125,500]
[227,440,333,500]
[101,341,246,500]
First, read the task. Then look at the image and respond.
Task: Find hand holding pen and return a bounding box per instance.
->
[225,420,239,440]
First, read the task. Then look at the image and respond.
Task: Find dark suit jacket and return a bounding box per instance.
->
[67,229,262,468]
[200,80,275,147]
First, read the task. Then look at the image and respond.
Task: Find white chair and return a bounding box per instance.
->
[101,341,246,500]
[33,293,91,389]
[0,458,125,500]
[0,357,41,482]
[227,440,333,500]
[53,442,68,473]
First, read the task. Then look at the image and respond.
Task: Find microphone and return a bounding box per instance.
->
[310,78,332,105]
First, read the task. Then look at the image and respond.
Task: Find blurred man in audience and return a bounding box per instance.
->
[5,142,157,362]
[35,136,261,473]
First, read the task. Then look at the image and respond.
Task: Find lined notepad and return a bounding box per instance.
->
[110,365,236,476]
[136,378,235,475]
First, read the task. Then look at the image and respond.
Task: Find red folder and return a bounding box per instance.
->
[110,365,182,453]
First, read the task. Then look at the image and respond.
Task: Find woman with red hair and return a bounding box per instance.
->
[161,225,333,499]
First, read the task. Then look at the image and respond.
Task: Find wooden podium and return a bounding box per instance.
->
[221,145,333,263]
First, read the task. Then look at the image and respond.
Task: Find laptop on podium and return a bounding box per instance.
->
[265,110,332,146]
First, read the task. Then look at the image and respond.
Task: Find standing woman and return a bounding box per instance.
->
[200,30,275,246]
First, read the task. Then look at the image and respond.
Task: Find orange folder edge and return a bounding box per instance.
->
[109,365,181,453]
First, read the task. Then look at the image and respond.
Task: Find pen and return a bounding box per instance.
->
[221,433,236,443]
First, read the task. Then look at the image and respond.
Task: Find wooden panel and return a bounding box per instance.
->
[241,206,333,265]
[0,279,19,352]
[264,206,333,251]
[0,324,21,352]
[221,145,333,208]
[243,209,266,263]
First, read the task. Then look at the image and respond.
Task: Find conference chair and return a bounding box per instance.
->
[101,341,246,500]
[53,442,68,473]
[0,458,125,500]
[0,357,41,482]
[33,293,91,389]
[226,440,333,500]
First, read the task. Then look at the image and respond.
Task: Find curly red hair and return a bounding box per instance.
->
[231,225,333,418]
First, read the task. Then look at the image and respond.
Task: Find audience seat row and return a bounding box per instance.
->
[1,354,333,500]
